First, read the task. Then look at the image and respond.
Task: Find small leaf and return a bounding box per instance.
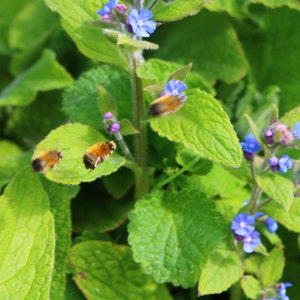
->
[69,241,172,300]
[128,189,227,288]
[150,89,242,167]
[280,106,300,128]
[97,85,117,117]
[261,248,284,287]
[240,275,260,300]
[198,249,243,296]
[117,34,159,50]
[119,119,140,135]
[257,173,294,211]
[0,167,55,299]
[32,123,126,184]
[167,63,192,81]
[0,50,73,106]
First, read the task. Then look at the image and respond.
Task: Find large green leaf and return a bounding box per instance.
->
[0,167,55,299]
[198,249,243,296]
[44,0,128,70]
[240,275,260,300]
[32,123,126,184]
[240,6,300,114]
[0,50,73,106]
[62,66,132,129]
[152,9,248,84]
[257,173,294,211]
[152,0,207,21]
[69,241,172,300]
[128,189,227,288]
[150,89,242,167]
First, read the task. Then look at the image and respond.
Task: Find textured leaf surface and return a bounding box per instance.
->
[0,50,73,106]
[150,89,242,167]
[32,123,125,184]
[257,173,294,211]
[152,10,248,84]
[152,0,207,21]
[280,106,300,128]
[128,189,227,288]
[240,275,260,300]
[198,249,243,295]
[261,248,284,287]
[63,66,131,129]
[262,198,300,232]
[44,0,127,69]
[0,167,55,299]
[69,241,172,300]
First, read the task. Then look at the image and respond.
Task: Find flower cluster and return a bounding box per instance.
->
[265,121,300,145]
[269,154,293,173]
[97,1,156,38]
[103,112,120,133]
[240,133,261,159]
[231,212,263,253]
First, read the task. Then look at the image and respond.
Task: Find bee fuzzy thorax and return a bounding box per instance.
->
[31,150,62,173]
[83,141,116,170]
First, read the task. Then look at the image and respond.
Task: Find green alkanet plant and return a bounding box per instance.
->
[0,0,299,300]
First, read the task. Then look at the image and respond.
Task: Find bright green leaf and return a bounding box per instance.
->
[280,106,300,128]
[69,241,172,300]
[117,34,159,50]
[119,119,140,135]
[0,50,73,106]
[198,249,243,296]
[44,0,128,70]
[128,189,227,288]
[257,173,294,211]
[152,0,207,21]
[150,89,242,167]
[261,247,284,287]
[32,123,126,185]
[240,275,260,300]
[0,167,55,299]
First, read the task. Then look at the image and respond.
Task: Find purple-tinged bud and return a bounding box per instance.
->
[104,112,113,119]
[108,122,120,133]
[269,156,278,171]
[264,129,274,144]
[116,4,126,12]
[265,217,278,233]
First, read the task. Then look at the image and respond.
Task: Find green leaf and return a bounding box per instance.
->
[128,189,227,288]
[97,85,117,118]
[117,34,159,50]
[32,123,126,184]
[244,255,264,277]
[152,10,248,84]
[0,140,30,189]
[0,167,55,299]
[261,247,284,287]
[248,0,300,11]
[69,241,172,300]
[240,6,300,113]
[207,0,247,18]
[280,106,300,128]
[168,63,192,82]
[119,119,140,135]
[150,89,242,167]
[63,66,132,129]
[262,198,300,233]
[44,0,128,70]
[198,249,243,296]
[240,275,260,300]
[0,50,73,106]
[42,180,78,300]
[256,173,294,211]
[152,0,207,21]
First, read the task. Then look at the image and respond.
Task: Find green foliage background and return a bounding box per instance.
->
[0,0,300,299]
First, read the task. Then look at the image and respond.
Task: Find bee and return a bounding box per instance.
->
[146,94,186,118]
[83,141,116,170]
[31,150,62,173]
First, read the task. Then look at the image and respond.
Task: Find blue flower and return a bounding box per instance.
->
[164,80,187,97]
[231,213,255,237]
[240,133,261,159]
[278,154,293,173]
[292,121,300,139]
[243,230,261,253]
[265,217,278,233]
[127,9,156,38]
[278,283,292,300]
[97,0,117,18]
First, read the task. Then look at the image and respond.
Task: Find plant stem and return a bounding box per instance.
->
[249,161,262,214]
[230,282,241,300]
[152,156,200,191]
